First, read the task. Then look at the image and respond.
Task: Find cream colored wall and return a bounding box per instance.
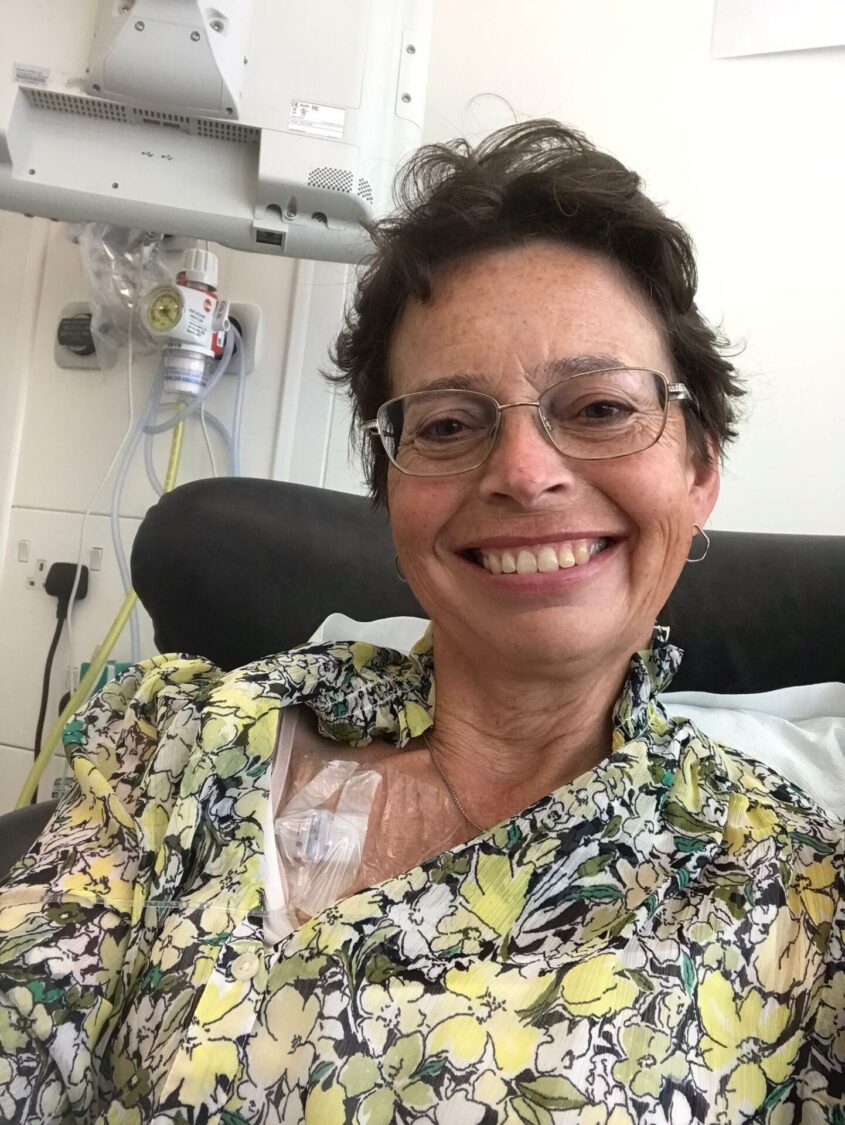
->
[327,0,845,536]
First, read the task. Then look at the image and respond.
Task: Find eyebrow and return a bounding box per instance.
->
[410,354,628,394]
[535,354,628,383]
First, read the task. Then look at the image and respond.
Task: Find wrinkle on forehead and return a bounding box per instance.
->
[408,354,636,396]
[389,241,672,397]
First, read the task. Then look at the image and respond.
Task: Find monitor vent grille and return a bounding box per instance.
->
[308,166,354,194]
[27,89,129,122]
[195,118,260,144]
[22,88,259,143]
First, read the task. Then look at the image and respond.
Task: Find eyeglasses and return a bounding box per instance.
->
[363,367,692,477]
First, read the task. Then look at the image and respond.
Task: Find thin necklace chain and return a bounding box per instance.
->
[422,732,484,834]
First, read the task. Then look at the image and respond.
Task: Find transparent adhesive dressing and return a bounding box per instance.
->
[266,707,458,942]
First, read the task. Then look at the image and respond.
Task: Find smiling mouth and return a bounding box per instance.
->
[465,536,614,575]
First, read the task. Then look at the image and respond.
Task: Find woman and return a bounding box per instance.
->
[0,122,842,1124]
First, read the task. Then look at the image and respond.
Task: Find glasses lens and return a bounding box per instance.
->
[540,369,668,459]
[378,390,498,475]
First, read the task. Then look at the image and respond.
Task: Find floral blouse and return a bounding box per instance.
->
[0,628,842,1124]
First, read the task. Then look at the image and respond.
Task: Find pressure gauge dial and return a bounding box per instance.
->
[146,286,184,333]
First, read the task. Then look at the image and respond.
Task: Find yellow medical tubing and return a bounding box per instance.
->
[15,418,186,808]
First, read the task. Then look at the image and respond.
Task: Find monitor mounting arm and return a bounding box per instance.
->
[86,0,251,120]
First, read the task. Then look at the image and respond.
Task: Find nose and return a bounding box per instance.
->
[476,403,579,506]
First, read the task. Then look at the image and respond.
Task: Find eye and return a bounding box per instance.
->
[547,393,637,427]
[417,415,474,441]
[405,399,492,444]
[580,399,634,421]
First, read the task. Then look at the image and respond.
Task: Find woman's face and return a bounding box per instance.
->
[387,240,720,673]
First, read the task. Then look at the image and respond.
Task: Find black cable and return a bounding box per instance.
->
[30,564,89,805]
[32,607,68,803]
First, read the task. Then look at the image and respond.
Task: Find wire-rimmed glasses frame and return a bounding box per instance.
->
[362,367,692,478]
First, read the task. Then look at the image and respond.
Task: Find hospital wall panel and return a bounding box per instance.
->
[0,507,154,758]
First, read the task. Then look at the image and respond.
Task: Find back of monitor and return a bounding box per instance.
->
[0,0,431,262]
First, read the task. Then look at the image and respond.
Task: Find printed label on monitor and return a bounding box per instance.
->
[288,100,346,141]
[14,63,50,87]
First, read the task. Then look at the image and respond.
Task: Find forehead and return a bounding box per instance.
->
[388,240,670,396]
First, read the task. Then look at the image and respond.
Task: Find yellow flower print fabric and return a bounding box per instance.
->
[0,629,842,1123]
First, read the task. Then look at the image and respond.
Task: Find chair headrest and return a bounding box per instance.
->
[131,478,422,671]
[132,478,845,692]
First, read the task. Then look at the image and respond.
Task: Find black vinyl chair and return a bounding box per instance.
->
[130,478,845,695]
[1,477,843,878]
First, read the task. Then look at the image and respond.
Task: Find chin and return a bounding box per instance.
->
[441,601,638,670]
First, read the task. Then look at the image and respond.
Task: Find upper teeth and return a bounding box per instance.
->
[479,538,609,575]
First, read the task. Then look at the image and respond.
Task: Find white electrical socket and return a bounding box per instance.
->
[25,558,47,589]
[0,509,156,755]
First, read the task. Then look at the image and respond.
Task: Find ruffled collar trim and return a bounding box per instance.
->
[279,623,682,748]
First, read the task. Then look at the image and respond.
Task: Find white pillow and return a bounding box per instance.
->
[662,686,845,820]
[309,612,430,652]
[308,615,845,822]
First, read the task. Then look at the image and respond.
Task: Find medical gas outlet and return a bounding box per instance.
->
[145,248,230,398]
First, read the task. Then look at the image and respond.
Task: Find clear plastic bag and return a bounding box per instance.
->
[67,223,171,366]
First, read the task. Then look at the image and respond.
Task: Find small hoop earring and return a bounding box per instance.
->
[394,555,408,583]
[686,524,711,564]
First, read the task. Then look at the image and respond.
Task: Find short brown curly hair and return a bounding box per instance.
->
[330,120,744,506]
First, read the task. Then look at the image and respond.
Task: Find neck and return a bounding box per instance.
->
[425,628,641,828]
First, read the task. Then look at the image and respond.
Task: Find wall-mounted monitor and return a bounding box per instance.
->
[0,0,431,262]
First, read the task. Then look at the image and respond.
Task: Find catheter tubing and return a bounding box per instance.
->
[15,419,186,809]
[143,327,235,435]
[110,381,162,661]
[144,427,164,496]
[230,327,246,477]
[145,408,234,495]
[201,410,235,471]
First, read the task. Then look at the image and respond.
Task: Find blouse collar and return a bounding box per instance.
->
[297,624,682,748]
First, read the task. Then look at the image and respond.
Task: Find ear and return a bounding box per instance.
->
[686,436,721,526]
